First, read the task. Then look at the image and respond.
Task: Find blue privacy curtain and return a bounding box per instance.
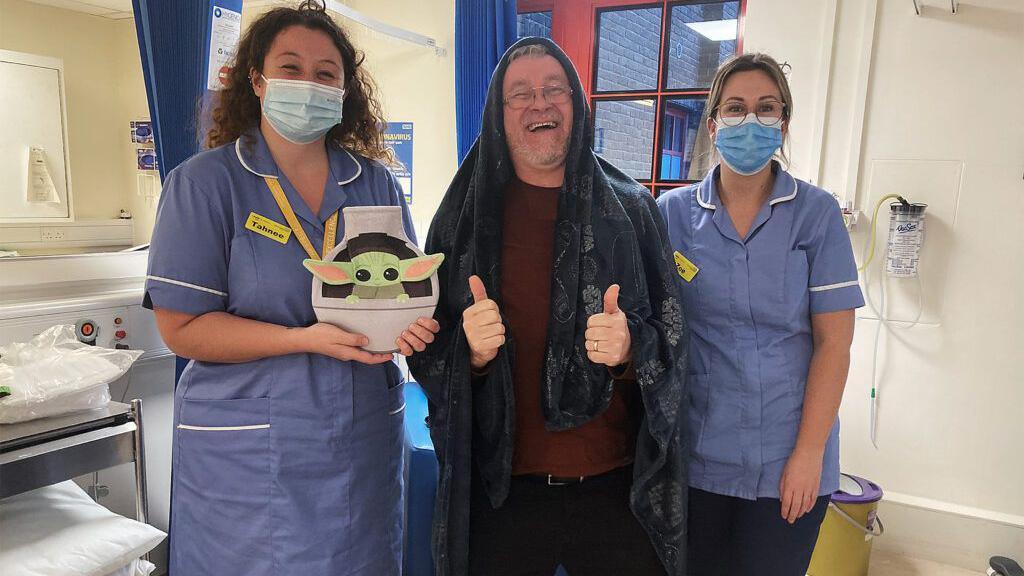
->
[131,0,209,180]
[133,0,242,384]
[133,0,209,385]
[455,0,518,162]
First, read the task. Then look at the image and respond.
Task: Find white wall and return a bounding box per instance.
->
[745,0,1024,569]
[743,0,835,184]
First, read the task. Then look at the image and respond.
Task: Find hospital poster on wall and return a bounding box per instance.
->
[137,149,158,172]
[205,0,242,91]
[130,121,154,144]
[384,122,413,205]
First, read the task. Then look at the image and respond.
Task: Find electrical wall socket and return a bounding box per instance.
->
[40,228,66,241]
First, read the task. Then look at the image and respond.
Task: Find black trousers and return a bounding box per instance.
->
[687,487,830,576]
[469,466,665,576]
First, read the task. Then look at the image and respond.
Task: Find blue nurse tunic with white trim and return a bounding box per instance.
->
[656,163,864,500]
[144,128,413,575]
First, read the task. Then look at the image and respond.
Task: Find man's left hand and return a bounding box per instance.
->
[585,284,631,366]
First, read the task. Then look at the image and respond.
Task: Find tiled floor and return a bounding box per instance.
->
[869,551,988,575]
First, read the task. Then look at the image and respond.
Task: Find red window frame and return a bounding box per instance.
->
[517,0,748,194]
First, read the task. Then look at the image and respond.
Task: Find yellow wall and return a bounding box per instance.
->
[0,0,454,246]
[113,17,159,245]
[242,0,457,242]
[342,0,457,240]
[0,0,153,242]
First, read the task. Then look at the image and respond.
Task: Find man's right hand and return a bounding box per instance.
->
[462,275,506,370]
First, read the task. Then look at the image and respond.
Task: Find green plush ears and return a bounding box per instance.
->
[303,259,355,285]
[400,253,445,282]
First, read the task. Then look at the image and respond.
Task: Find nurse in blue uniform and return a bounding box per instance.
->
[144,3,438,574]
[656,53,865,576]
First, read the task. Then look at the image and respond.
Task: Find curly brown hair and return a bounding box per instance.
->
[205,0,391,162]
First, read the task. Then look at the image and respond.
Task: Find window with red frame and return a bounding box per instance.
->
[516,0,746,195]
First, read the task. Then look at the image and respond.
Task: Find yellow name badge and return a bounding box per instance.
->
[673,251,699,282]
[245,212,291,245]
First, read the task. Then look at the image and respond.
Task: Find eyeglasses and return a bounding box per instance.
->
[715,99,786,127]
[503,84,573,110]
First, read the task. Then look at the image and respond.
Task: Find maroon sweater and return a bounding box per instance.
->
[501,176,639,477]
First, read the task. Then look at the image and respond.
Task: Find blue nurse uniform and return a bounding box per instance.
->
[656,164,864,500]
[145,128,413,575]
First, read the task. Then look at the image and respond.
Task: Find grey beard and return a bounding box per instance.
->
[509,139,569,169]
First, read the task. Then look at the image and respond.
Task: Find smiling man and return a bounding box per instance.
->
[408,38,688,576]
[501,49,572,186]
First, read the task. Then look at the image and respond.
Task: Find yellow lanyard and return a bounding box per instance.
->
[264,177,338,261]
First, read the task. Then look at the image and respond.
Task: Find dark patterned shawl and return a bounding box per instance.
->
[407,37,688,575]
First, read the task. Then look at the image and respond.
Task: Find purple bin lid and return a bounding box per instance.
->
[831,473,883,505]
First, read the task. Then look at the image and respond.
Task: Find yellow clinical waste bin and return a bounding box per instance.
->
[807,474,884,576]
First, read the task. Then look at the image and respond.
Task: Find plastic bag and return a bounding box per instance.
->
[0,325,143,423]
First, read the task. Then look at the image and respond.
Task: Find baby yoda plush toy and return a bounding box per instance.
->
[303,252,444,303]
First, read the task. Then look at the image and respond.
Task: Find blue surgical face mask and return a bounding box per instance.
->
[260,75,345,144]
[713,114,783,176]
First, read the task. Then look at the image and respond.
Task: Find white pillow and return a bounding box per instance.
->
[101,558,156,576]
[0,481,166,576]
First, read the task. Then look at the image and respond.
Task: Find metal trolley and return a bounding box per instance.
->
[0,400,151,557]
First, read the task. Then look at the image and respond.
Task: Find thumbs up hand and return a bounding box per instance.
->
[585,284,632,366]
[463,275,506,370]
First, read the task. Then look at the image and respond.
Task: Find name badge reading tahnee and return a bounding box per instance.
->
[246,212,292,245]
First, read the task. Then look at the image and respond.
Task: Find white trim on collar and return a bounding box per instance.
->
[769,178,799,205]
[696,183,717,210]
[234,139,276,178]
[235,138,363,185]
[698,171,799,210]
[337,149,362,185]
